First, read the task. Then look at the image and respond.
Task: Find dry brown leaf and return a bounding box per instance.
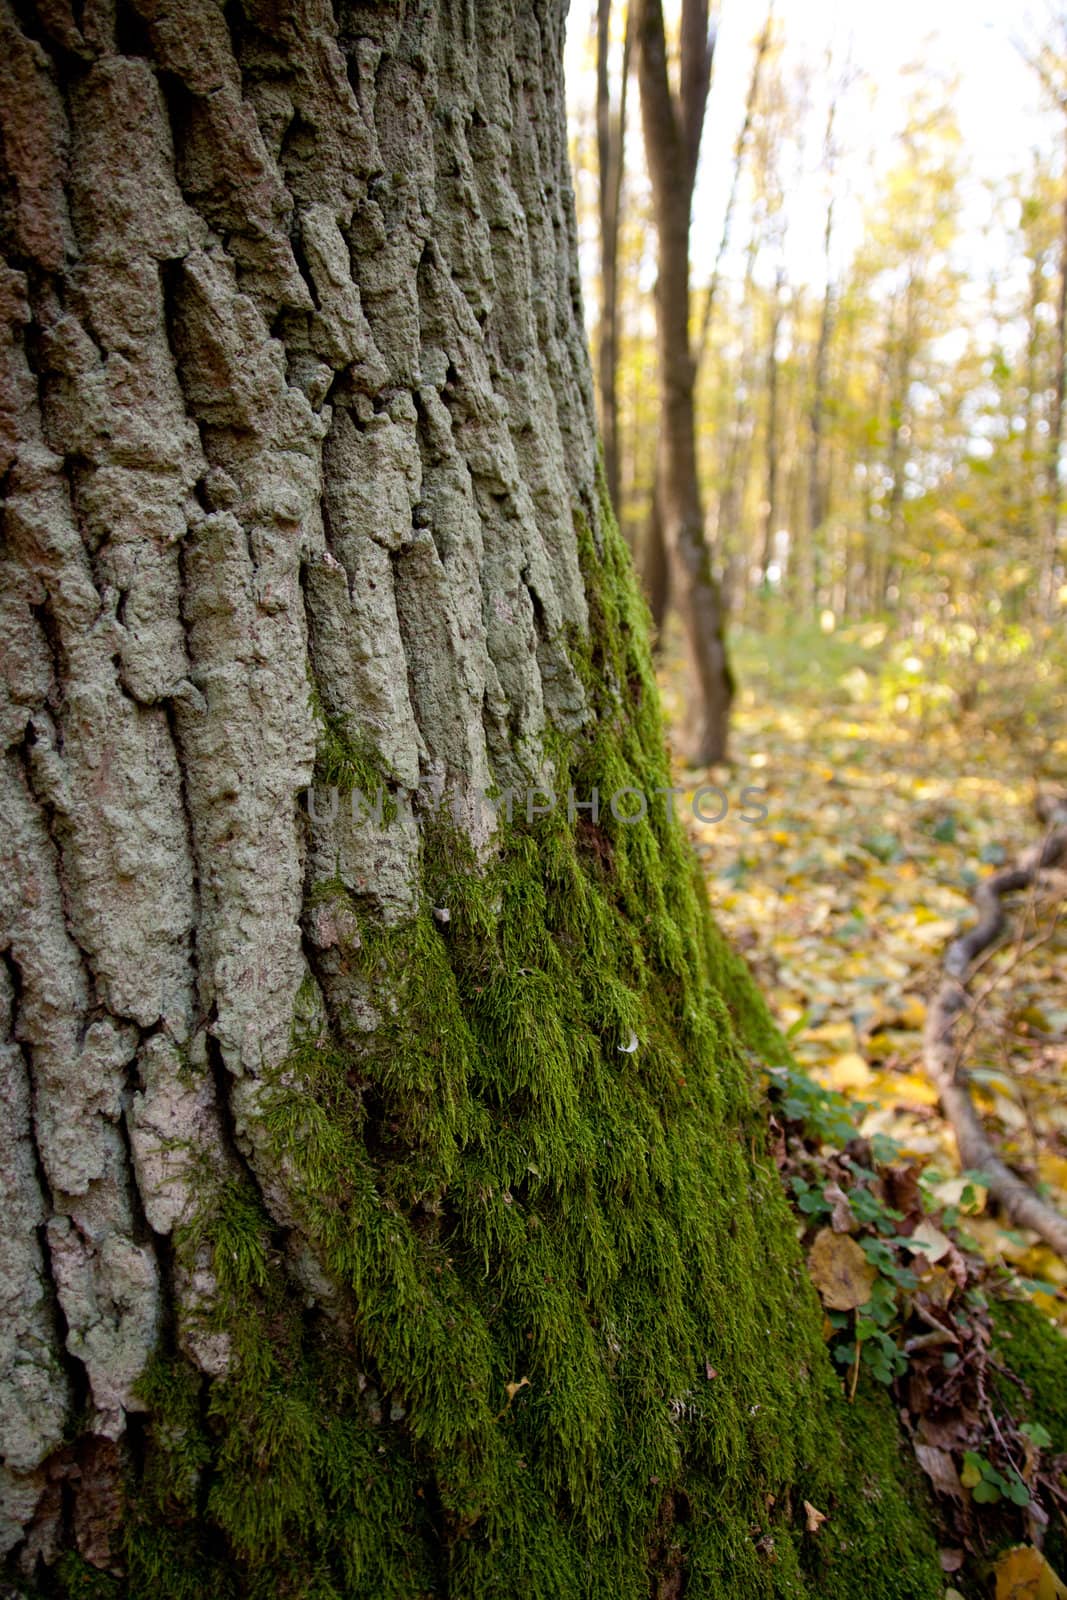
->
[824,1183,857,1234]
[807,1227,877,1311]
[913,1442,964,1501]
[995,1545,1067,1600]
[803,1500,827,1534]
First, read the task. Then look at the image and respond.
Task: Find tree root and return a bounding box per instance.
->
[922,804,1067,1261]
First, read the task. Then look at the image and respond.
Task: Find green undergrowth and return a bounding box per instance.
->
[40,479,948,1599]
[990,1297,1067,1576]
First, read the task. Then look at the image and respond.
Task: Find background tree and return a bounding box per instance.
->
[595,0,632,516]
[635,0,734,763]
[1026,13,1067,616]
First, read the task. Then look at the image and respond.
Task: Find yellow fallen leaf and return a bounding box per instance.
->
[824,1052,874,1091]
[873,1072,940,1109]
[805,1022,857,1047]
[807,1228,877,1312]
[897,994,927,1028]
[910,918,961,948]
[995,1544,1067,1600]
[1037,1153,1067,1196]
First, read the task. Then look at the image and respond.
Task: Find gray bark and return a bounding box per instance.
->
[0,0,599,1566]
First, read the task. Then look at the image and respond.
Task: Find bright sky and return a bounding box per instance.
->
[564,0,1060,302]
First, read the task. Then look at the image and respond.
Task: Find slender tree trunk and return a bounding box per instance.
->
[758,272,784,585]
[642,475,670,632]
[1023,235,1043,559]
[1043,133,1067,616]
[804,99,837,618]
[596,0,631,518]
[694,8,773,370]
[634,0,733,764]
[805,277,833,614]
[717,234,759,619]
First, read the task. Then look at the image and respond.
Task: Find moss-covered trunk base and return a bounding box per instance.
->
[13,491,966,1600]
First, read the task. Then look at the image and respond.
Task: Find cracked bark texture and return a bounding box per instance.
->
[0,0,597,1568]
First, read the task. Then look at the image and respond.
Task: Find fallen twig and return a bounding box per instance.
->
[923,805,1067,1261]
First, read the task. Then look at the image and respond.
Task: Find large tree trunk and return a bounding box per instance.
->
[634,0,733,766]
[2,1,947,1594]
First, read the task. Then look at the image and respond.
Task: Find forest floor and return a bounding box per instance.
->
[660,616,1067,1330]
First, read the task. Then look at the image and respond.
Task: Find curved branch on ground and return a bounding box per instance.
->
[923,803,1067,1260]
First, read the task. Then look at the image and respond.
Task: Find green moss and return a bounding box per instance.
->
[990,1297,1067,1575]
[991,1297,1067,1446]
[311,703,398,822]
[47,474,947,1599]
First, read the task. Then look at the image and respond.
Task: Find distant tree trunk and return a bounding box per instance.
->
[1023,240,1043,556]
[875,288,914,613]
[642,475,670,632]
[758,270,785,585]
[717,231,759,618]
[1044,134,1067,615]
[596,0,631,519]
[634,0,733,764]
[805,276,833,614]
[803,83,839,618]
[694,8,772,369]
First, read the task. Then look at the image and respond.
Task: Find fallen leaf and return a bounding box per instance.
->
[914,1443,964,1501]
[995,1545,1067,1600]
[807,1228,877,1311]
[803,1500,827,1534]
[909,1220,952,1264]
[824,1183,857,1233]
[504,1377,530,1402]
[825,1051,874,1091]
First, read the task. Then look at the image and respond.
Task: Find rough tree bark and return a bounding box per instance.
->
[0,1,958,1595]
[634,0,733,766]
